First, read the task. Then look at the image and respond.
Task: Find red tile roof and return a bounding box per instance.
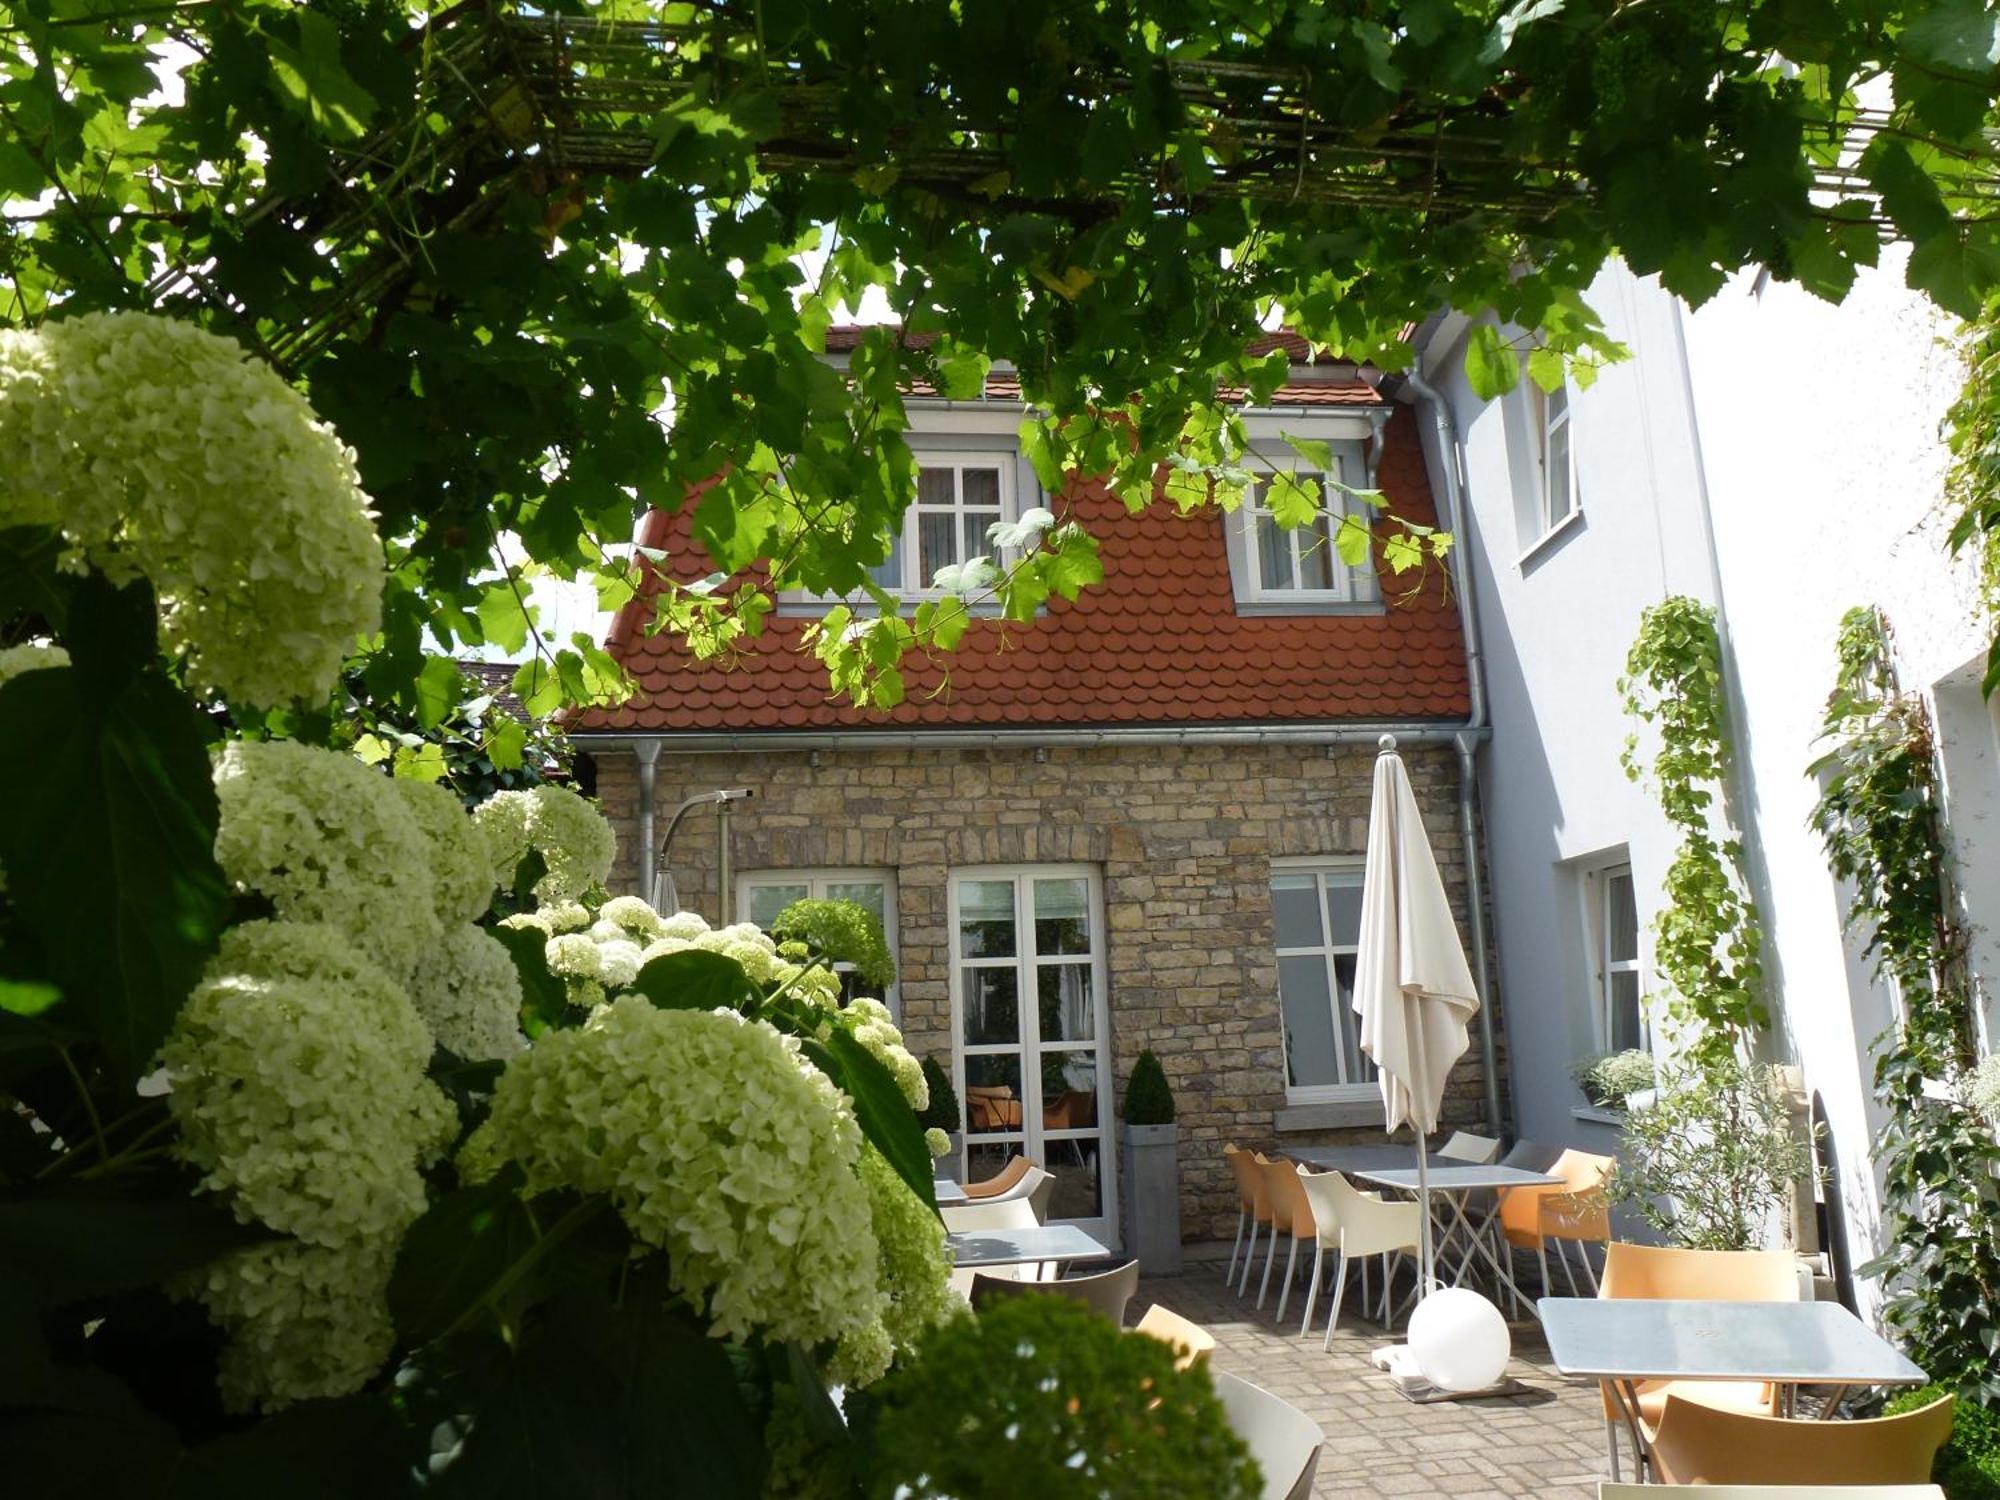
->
[574,409,1469,735]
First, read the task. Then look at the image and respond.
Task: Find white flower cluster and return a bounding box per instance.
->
[842,996,929,1113]
[834,1145,961,1388]
[164,921,457,1410]
[473,784,616,902]
[925,1127,951,1159]
[0,642,66,687]
[408,924,524,1063]
[393,778,501,925]
[0,312,381,706]
[213,740,441,979]
[1972,1052,2000,1127]
[469,998,883,1350]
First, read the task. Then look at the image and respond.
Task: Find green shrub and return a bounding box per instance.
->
[917,1055,960,1133]
[771,897,897,987]
[1885,1386,2000,1499]
[1570,1049,1656,1107]
[1122,1049,1176,1125]
[860,1294,1258,1498]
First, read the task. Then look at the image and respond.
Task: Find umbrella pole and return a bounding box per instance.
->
[1412,1010,1435,1297]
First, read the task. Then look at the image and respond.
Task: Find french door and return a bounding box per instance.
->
[948,865,1116,1245]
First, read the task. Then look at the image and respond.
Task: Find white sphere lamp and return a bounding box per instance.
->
[1406,1287,1511,1393]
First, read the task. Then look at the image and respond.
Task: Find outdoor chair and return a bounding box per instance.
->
[1499,1146,1613,1298]
[1134,1304,1215,1368]
[965,1084,1024,1132]
[1596,1241,1801,1480]
[1647,1393,1954,1487]
[1253,1154,1318,1320]
[960,1155,1030,1200]
[1439,1130,1501,1164]
[1230,1146,1278,1299]
[970,1259,1140,1323]
[1223,1143,1266,1287]
[941,1198,1049,1295]
[1296,1167,1424,1346]
[1211,1370,1325,1500]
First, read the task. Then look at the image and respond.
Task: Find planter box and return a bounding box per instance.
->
[1120,1122,1181,1274]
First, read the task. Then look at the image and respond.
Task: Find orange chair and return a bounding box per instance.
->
[1229,1146,1277,1299]
[961,1155,1030,1200]
[1223,1144,1258,1285]
[1597,1241,1800,1480]
[1135,1304,1215,1369]
[965,1084,1024,1131]
[1254,1154,1318,1321]
[1500,1147,1612,1297]
[1648,1393,1954,1487]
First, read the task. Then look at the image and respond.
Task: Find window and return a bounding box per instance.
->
[1534,381,1579,535]
[1592,864,1644,1053]
[1271,862,1379,1101]
[868,457,1012,594]
[1240,462,1379,604]
[949,866,1114,1236]
[738,869,899,1018]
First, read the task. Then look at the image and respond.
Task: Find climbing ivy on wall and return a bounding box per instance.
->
[1619,596,1766,1068]
[1809,605,2000,1406]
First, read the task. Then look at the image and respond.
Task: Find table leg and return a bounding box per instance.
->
[1604,1377,1651,1482]
[1814,1384,1848,1421]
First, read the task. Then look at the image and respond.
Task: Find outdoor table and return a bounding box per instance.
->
[1352,1163,1562,1312]
[946,1223,1113,1271]
[934,1177,968,1205]
[1286,1145,1455,1174]
[1540,1296,1930,1476]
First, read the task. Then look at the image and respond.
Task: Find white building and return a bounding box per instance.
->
[1407,254,1994,1312]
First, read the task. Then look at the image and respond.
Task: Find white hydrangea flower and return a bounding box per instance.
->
[408,925,525,1062]
[0,642,66,687]
[599,895,665,940]
[832,1144,962,1388]
[543,900,592,933]
[498,911,551,937]
[473,785,616,901]
[639,936,694,964]
[925,1127,951,1159]
[0,312,381,706]
[657,910,713,940]
[545,932,603,982]
[163,927,456,1412]
[392,778,499,925]
[474,999,883,1350]
[598,939,645,991]
[844,1000,928,1112]
[212,740,440,979]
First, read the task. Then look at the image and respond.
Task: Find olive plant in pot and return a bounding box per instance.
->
[1119,1050,1181,1273]
[918,1055,964,1165]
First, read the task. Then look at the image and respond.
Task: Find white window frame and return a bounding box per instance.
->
[947,863,1117,1243]
[1271,856,1378,1104]
[1586,861,1646,1055]
[1239,457,1380,605]
[737,868,901,1022]
[1534,381,1579,536]
[866,451,1017,599]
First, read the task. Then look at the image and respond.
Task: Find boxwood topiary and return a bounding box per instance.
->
[917,1055,960,1133]
[1122,1049,1176,1126]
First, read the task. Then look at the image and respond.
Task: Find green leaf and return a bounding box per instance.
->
[1464,324,1522,399]
[628,949,760,1010]
[265,11,376,140]
[489,920,567,1035]
[414,656,466,730]
[1334,516,1374,568]
[175,1394,413,1499]
[0,584,230,1084]
[1525,345,1567,393]
[805,1029,935,1210]
[1902,0,2000,73]
[1280,433,1333,471]
[476,588,533,655]
[0,1175,273,1306]
[0,978,62,1018]
[1864,140,1953,244]
[1906,226,2000,318]
[1263,471,1322,529]
[0,526,69,629]
[488,716,528,773]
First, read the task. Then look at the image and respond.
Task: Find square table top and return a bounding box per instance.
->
[1539,1297,1929,1386]
[946,1223,1113,1270]
[1353,1164,1563,1193]
[933,1178,968,1206]
[1287,1145,1456,1174]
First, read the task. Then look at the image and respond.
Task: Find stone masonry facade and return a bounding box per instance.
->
[588,739,1501,1244]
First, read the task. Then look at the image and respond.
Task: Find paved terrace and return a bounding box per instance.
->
[1139,1253,1611,1499]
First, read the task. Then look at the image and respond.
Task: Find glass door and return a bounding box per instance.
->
[949,866,1115,1245]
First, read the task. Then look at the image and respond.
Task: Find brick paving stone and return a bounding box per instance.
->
[1134,1269,1613,1499]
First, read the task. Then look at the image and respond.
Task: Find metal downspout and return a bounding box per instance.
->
[1401,366,1506,1138]
[634,740,661,901]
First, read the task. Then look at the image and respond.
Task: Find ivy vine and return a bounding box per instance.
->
[1619,596,1766,1067]
[1808,605,2000,1406]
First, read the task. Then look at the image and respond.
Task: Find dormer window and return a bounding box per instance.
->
[1227,446,1380,610]
[870,457,1012,594]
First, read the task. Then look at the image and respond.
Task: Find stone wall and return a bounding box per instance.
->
[589,739,1502,1243]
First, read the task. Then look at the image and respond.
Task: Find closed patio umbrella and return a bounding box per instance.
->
[1352,735,1479,1294]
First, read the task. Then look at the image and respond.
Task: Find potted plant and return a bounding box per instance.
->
[1119,1049,1181,1273]
[1570,1049,1657,1111]
[918,1055,964,1164]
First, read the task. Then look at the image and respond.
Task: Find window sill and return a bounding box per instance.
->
[1232,599,1387,618]
[1517,506,1585,570]
[772,596,1009,620]
[1570,1105,1625,1127]
[1275,1099,1385,1133]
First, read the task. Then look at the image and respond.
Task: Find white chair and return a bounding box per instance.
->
[942,1198,1048,1294]
[957,1162,1055,1220]
[1212,1369,1324,1500]
[1295,1169,1424,1345]
[972,1259,1139,1323]
[1439,1130,1500,1164]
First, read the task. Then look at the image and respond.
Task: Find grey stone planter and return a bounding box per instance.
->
[1120,1122,1182,1274]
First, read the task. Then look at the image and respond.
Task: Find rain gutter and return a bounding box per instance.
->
[1392,363,1508,1140]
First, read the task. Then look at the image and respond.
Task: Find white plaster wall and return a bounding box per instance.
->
[1682,253,1985,1309]
[1416,262,1726,1158]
